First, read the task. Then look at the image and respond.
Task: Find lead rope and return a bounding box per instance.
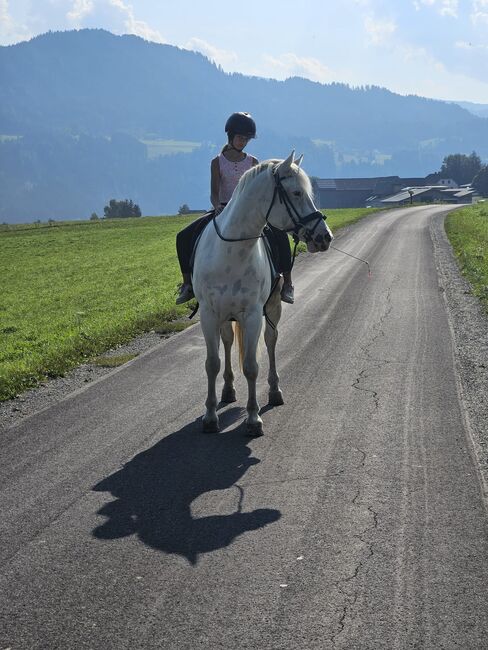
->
[330,244,372,277]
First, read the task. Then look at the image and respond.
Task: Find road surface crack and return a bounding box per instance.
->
[351,285,394,410]
[331,486,379,645]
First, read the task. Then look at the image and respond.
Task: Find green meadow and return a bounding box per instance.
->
[0,208,397,400]
[445,202,488,314]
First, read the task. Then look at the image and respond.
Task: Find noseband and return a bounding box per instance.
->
[264,168,325,242]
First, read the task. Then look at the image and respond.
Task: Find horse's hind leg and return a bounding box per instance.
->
[220,321,236,403]
[264,288,284,406]
[200,309,221,433]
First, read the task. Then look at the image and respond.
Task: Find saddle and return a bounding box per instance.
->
[189,215,279,288]
[188,217,281,324]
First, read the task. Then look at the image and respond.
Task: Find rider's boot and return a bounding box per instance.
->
[281,272,294,304]
[176,273,194,304]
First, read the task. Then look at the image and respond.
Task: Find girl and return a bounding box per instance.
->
[175,112,294,304]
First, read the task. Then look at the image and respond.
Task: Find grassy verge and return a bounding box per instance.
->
[445,202,488,314]
[0,208,383,401]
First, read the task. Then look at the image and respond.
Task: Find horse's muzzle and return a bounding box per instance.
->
[305,220,332,253]
[307,238,331,253]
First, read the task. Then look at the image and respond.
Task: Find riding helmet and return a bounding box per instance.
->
[225,112,257,139]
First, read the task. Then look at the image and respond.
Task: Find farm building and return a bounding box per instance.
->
[368,185,479,207]
[313,176,425,209]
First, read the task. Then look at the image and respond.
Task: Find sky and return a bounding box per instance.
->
[1,0,488,104]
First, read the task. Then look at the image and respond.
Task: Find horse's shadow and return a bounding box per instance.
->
[92,407,281,565]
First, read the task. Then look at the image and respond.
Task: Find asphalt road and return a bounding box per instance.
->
[1,205,488,650]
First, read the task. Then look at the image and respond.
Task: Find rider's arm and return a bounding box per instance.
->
[210,157,221,211]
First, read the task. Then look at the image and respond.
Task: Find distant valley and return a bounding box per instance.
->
[1,29,487,222]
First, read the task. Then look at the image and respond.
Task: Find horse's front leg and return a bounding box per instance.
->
[264,287,284,406]
[200,308,221,433]
[220,321,236,403]
[241,309,264,437]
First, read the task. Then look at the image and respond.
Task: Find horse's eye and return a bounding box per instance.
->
[293,191,301,197]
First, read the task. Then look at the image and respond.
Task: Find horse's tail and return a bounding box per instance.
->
[233,321,245,370]
[232,321,263,371]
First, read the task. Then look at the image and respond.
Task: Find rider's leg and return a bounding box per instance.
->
[175,212,214,304]
[273,229,294,304]
[175,225,195,304]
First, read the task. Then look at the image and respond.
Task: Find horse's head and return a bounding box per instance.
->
[266,151,333,253]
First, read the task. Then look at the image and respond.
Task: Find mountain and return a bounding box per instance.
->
[1,29,487,222]
[453,101,488,119]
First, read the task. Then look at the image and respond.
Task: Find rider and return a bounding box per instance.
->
[175,112,295,304]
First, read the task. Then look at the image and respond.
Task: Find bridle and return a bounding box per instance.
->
[213,165,327,244]
[264,168,326,243]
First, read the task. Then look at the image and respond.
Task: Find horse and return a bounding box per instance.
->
[192,151,333,436]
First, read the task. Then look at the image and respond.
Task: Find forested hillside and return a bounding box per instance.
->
[1,29,487,222]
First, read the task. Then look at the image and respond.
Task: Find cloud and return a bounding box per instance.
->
[108,0,165,42]
[0,0,32,44]
[413,0,458,17]
[0,0,12,28]
[455,38,488,47]
[262,52,334,83]
[67,0,94,22]
[185,37,238,66]
[471,0,488,25]
[64,0,165,42]
[364,16,397,45]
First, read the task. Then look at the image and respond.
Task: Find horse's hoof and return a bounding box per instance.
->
[268,390,284,406]
[202,418,220,434]
[246,421,264,437]
[221,387,237,403]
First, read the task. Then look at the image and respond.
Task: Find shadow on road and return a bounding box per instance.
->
[92,407,281,565]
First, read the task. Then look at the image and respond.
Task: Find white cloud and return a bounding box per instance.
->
[261,52,334,83]
[0,0,12,28]
[364,16,397,45]
[0,0,31,44]
[440,0,458,16]
[64,0,165,42]
[67,0,94,23]
[456,38,488,50]
[471,0,488,24]
[185,37,237,66]
[108,0,165,42]
[413,0,458,16]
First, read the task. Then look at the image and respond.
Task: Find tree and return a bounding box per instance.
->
[178,203,191,214]
[472,165,488,197]
[439,152,482,185]
[90,212,99,221]
[103,199,142,219]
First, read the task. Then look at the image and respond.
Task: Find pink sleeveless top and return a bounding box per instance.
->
[218,153,254,204]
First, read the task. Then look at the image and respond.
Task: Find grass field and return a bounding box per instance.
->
[445,202,488,314]
[0,207,382,401]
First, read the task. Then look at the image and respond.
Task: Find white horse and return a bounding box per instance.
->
[192,151,333,436]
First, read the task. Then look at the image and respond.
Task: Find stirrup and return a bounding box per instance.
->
[175,283,194,304]
[281,284,294,304]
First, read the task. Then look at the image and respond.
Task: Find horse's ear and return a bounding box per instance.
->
[295,154,304,168]
[278,150,295,174]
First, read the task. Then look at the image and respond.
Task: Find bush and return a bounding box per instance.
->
[178,203,191,215]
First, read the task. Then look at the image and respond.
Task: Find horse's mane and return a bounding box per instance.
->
[232,158,313,199]
[232,160,274,198]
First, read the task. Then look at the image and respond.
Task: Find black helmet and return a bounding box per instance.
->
[225,112,257,139]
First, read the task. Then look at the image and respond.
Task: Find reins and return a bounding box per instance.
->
[330,245,372,277]
[212,214,262,242]
[212,165,325,245]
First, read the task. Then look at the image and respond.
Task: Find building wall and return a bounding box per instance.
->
[317,189,373,209]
